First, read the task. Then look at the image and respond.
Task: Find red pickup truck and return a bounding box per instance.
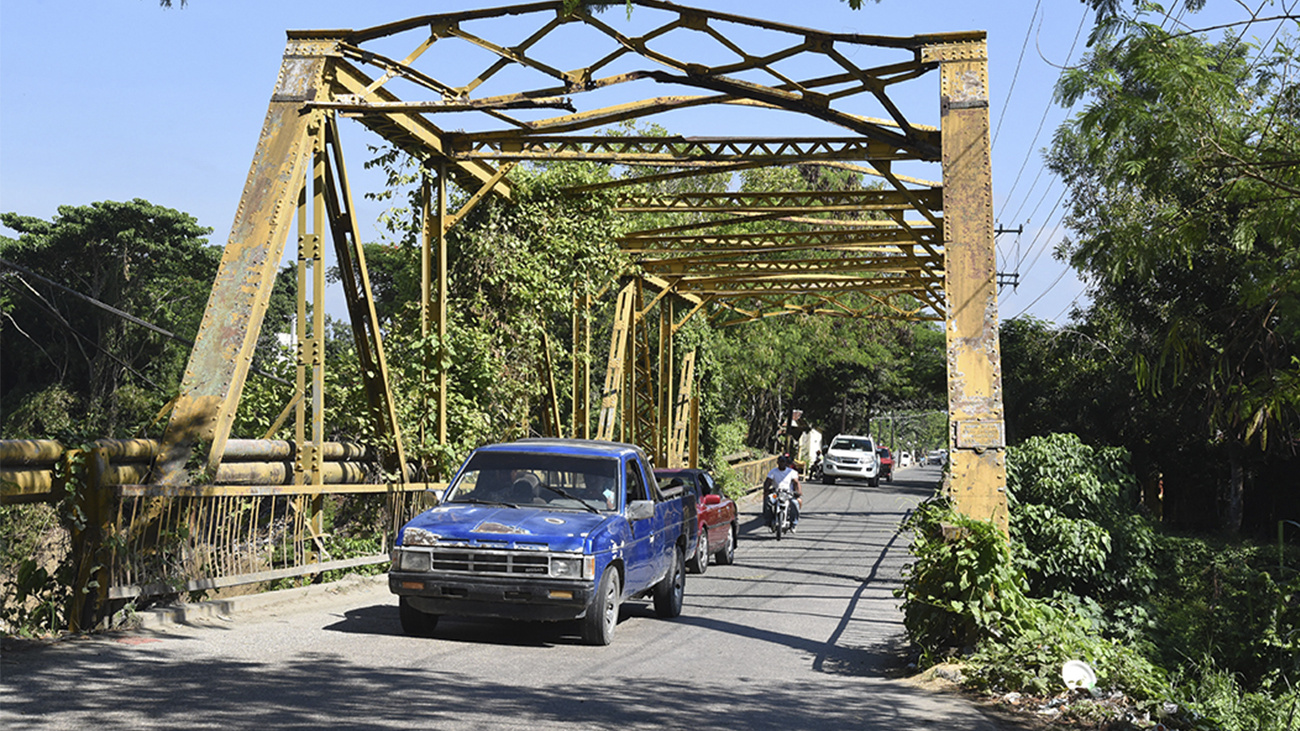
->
[656,468,738,574]
[876,447,894,483]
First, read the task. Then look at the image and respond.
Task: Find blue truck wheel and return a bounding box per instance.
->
[582,567,620,645]
[399,596,439,638]
[653,545,685,618]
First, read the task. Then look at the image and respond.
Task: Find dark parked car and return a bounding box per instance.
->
[655,468,738,574]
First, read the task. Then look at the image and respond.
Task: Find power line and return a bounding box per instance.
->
[0,257,292,387]
[991,0,1043,150]
[1012,256,1072,319]
[999,6,1089,211]
[1017,189,1067,281]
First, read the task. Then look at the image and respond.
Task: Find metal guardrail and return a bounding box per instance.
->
[729,455,779,495]
[1,439,439,629]
[2,439,781,630]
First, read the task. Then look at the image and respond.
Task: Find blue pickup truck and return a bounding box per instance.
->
[389,438,688,645]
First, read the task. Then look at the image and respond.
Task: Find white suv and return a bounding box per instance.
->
[821,435,880,486]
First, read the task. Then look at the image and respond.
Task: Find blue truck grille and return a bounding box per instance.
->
[400,547,554,576]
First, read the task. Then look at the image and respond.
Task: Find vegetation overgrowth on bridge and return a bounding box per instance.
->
[893,0,1299,726]
[3,1,1298,728]
[901,434,1300,730]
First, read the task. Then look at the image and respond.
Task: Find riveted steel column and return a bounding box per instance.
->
[929,37,1008,532]
[669,349,696,469]
[657,299,673,467]
[419,175,433,446]
[572,286,592,439]
[295,116,328,488]
[156,36,339,484]
[417,161,449,454]
[596,283,635,442]
[435,162,450,449]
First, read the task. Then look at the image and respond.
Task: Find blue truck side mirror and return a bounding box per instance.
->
[627,499,654,521]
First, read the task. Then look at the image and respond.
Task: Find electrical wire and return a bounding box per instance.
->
[1015,188,1068,280]
[992,0,1043,151]
[1011,2,1297,321]
[1012,179,1060,270]
[998,6,1089,212]
[0,257,293,386]
[1011,253,1072,319]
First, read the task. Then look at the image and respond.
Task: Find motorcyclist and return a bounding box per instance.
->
[763,453,802,532]
[809,448,825,480]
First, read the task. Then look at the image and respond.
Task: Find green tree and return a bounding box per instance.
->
[1,199,217,438]
[1047,11,1299,532]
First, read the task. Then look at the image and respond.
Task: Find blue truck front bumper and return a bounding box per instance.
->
[390,572,594,621]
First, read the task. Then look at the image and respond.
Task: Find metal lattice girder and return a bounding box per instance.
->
[620,227,943,254]
[324,50,515,201]
[442,135,922,164]
[336,1,971,154]
[613,188,942,215]
[637,253,941,276]
[596,283,636,442]
[151,2,1005,531]
[668,349,696,469]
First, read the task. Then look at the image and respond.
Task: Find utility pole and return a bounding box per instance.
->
[995,223,1022,293]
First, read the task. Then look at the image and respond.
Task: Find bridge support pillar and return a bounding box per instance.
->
[930,39,1009,533]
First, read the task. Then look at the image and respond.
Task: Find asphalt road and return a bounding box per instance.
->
[2,465,1011,730]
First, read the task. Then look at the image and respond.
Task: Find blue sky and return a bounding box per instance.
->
[0,0,1237,325]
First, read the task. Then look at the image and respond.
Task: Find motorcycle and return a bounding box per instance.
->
[767,484,795,540]
[809,453,824,482]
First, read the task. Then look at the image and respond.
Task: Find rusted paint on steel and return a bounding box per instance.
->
[114,481,444,499]
[222,439,371,462]
[155,41,335,484]
[214,460,369,485]
[0,439,65,465]
[936,39,1008,532]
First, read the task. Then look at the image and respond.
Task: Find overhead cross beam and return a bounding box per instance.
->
[156,0,1005,530]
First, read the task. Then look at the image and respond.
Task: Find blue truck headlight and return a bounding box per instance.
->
[397,549,431,572]
[550,557,582,578]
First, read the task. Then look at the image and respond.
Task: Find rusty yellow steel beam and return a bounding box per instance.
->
[327,56,514,200]
[644,257,941,277]
[345,1,981,50]
[930,38,1008,532]
[320,115,408,475]
[635,251,941,270]
[295,115,328,488]
[613,188,942,214]
[443,135,922,164]
[654,262,942,283]
[155,38,335,485]
[311,97,576,113]
[596,283,636,442]
[670,278,938,296]
[668,349,696,469]
[620,215,940,243]
[619,227,943,253]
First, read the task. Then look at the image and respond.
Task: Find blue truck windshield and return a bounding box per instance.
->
[446,451,619,512]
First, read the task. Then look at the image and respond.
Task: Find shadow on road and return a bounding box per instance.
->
[2,636,977,729]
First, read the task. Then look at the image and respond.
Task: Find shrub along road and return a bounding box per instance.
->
[2,465,1023,730]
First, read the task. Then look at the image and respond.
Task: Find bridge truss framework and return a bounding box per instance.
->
[0,2,1014,626]
[156,0,1008,527]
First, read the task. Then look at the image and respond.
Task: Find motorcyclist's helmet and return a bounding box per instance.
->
[777,454,791,467]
